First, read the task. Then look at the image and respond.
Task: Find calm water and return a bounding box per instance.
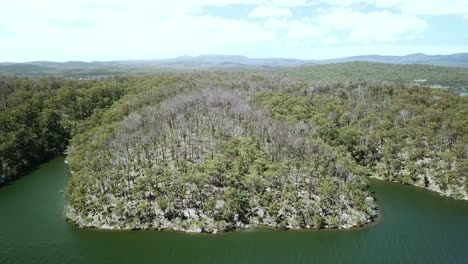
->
[1,158,467,264]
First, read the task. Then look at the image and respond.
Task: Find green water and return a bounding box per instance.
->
[1,158,467,264]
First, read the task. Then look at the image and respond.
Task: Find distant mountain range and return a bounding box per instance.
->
[1,53,468,76]
[320,53,468,67]
[161,53,468,67]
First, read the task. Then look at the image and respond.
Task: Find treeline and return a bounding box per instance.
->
[278,62,468,89]
[0,76,130,185]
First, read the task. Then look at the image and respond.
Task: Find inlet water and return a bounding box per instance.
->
[1,158,467,264]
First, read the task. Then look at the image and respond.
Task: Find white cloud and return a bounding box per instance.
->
[321,36,339,45]
[375,0,468,16]
[268,0,310,7]
[249,6,292,17]
[0,0,465,61]
[264,18,289,29]
[317,0,374,6]
[318,9,427,43]
[315,0,468,17]
[264,8,427,46]
[264,18,328,42]
[286,20,328,39]
[0,1,280,61]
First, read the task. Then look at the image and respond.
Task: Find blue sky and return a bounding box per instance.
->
[0,0,467,62]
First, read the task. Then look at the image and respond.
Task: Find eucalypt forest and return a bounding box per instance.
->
[58,73,467,233]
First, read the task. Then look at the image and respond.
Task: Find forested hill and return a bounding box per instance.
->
[0,76,134,186]
[64,73,466,233]
[1,72,467,233]
[277,62,468,91]
[319,53,468,67]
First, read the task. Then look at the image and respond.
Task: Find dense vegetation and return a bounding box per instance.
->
[0,64,467,233]
[254,82,468,200]
[278,62,468,91]
[0,76,131,185]
[67,86,376,232]
[2,61,468,93]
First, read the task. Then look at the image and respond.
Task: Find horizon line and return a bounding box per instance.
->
[1,52,468,64]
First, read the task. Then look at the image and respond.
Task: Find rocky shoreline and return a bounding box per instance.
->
[370,175,468,201]
[65,204,378,234]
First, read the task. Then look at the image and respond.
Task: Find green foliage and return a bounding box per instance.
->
[255,80,468,198]
[2,69,466,232]
[65,81,377,231]
[277,62,468,89]
[0,77,131,185]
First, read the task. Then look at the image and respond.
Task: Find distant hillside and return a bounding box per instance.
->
[123,53,468,67]
[322,53,468,67]
[1,53,468,78]
[140,53,468,67]
[160,55,311,67]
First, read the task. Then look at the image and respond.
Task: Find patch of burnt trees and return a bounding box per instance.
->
[67,88,374,230]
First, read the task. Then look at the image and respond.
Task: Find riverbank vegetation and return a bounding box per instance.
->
[0,76,131,185]
[254,82,467,200]
[0,65,467,233]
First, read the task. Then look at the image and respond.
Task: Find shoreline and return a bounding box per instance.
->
[369,175,468,201]
[65,204,379,235]
[65,174,466,235]
[64,214,380,235]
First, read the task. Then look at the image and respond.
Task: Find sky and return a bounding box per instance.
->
[0,0,467,62]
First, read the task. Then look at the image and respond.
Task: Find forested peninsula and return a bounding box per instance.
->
[1,65,467,233]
